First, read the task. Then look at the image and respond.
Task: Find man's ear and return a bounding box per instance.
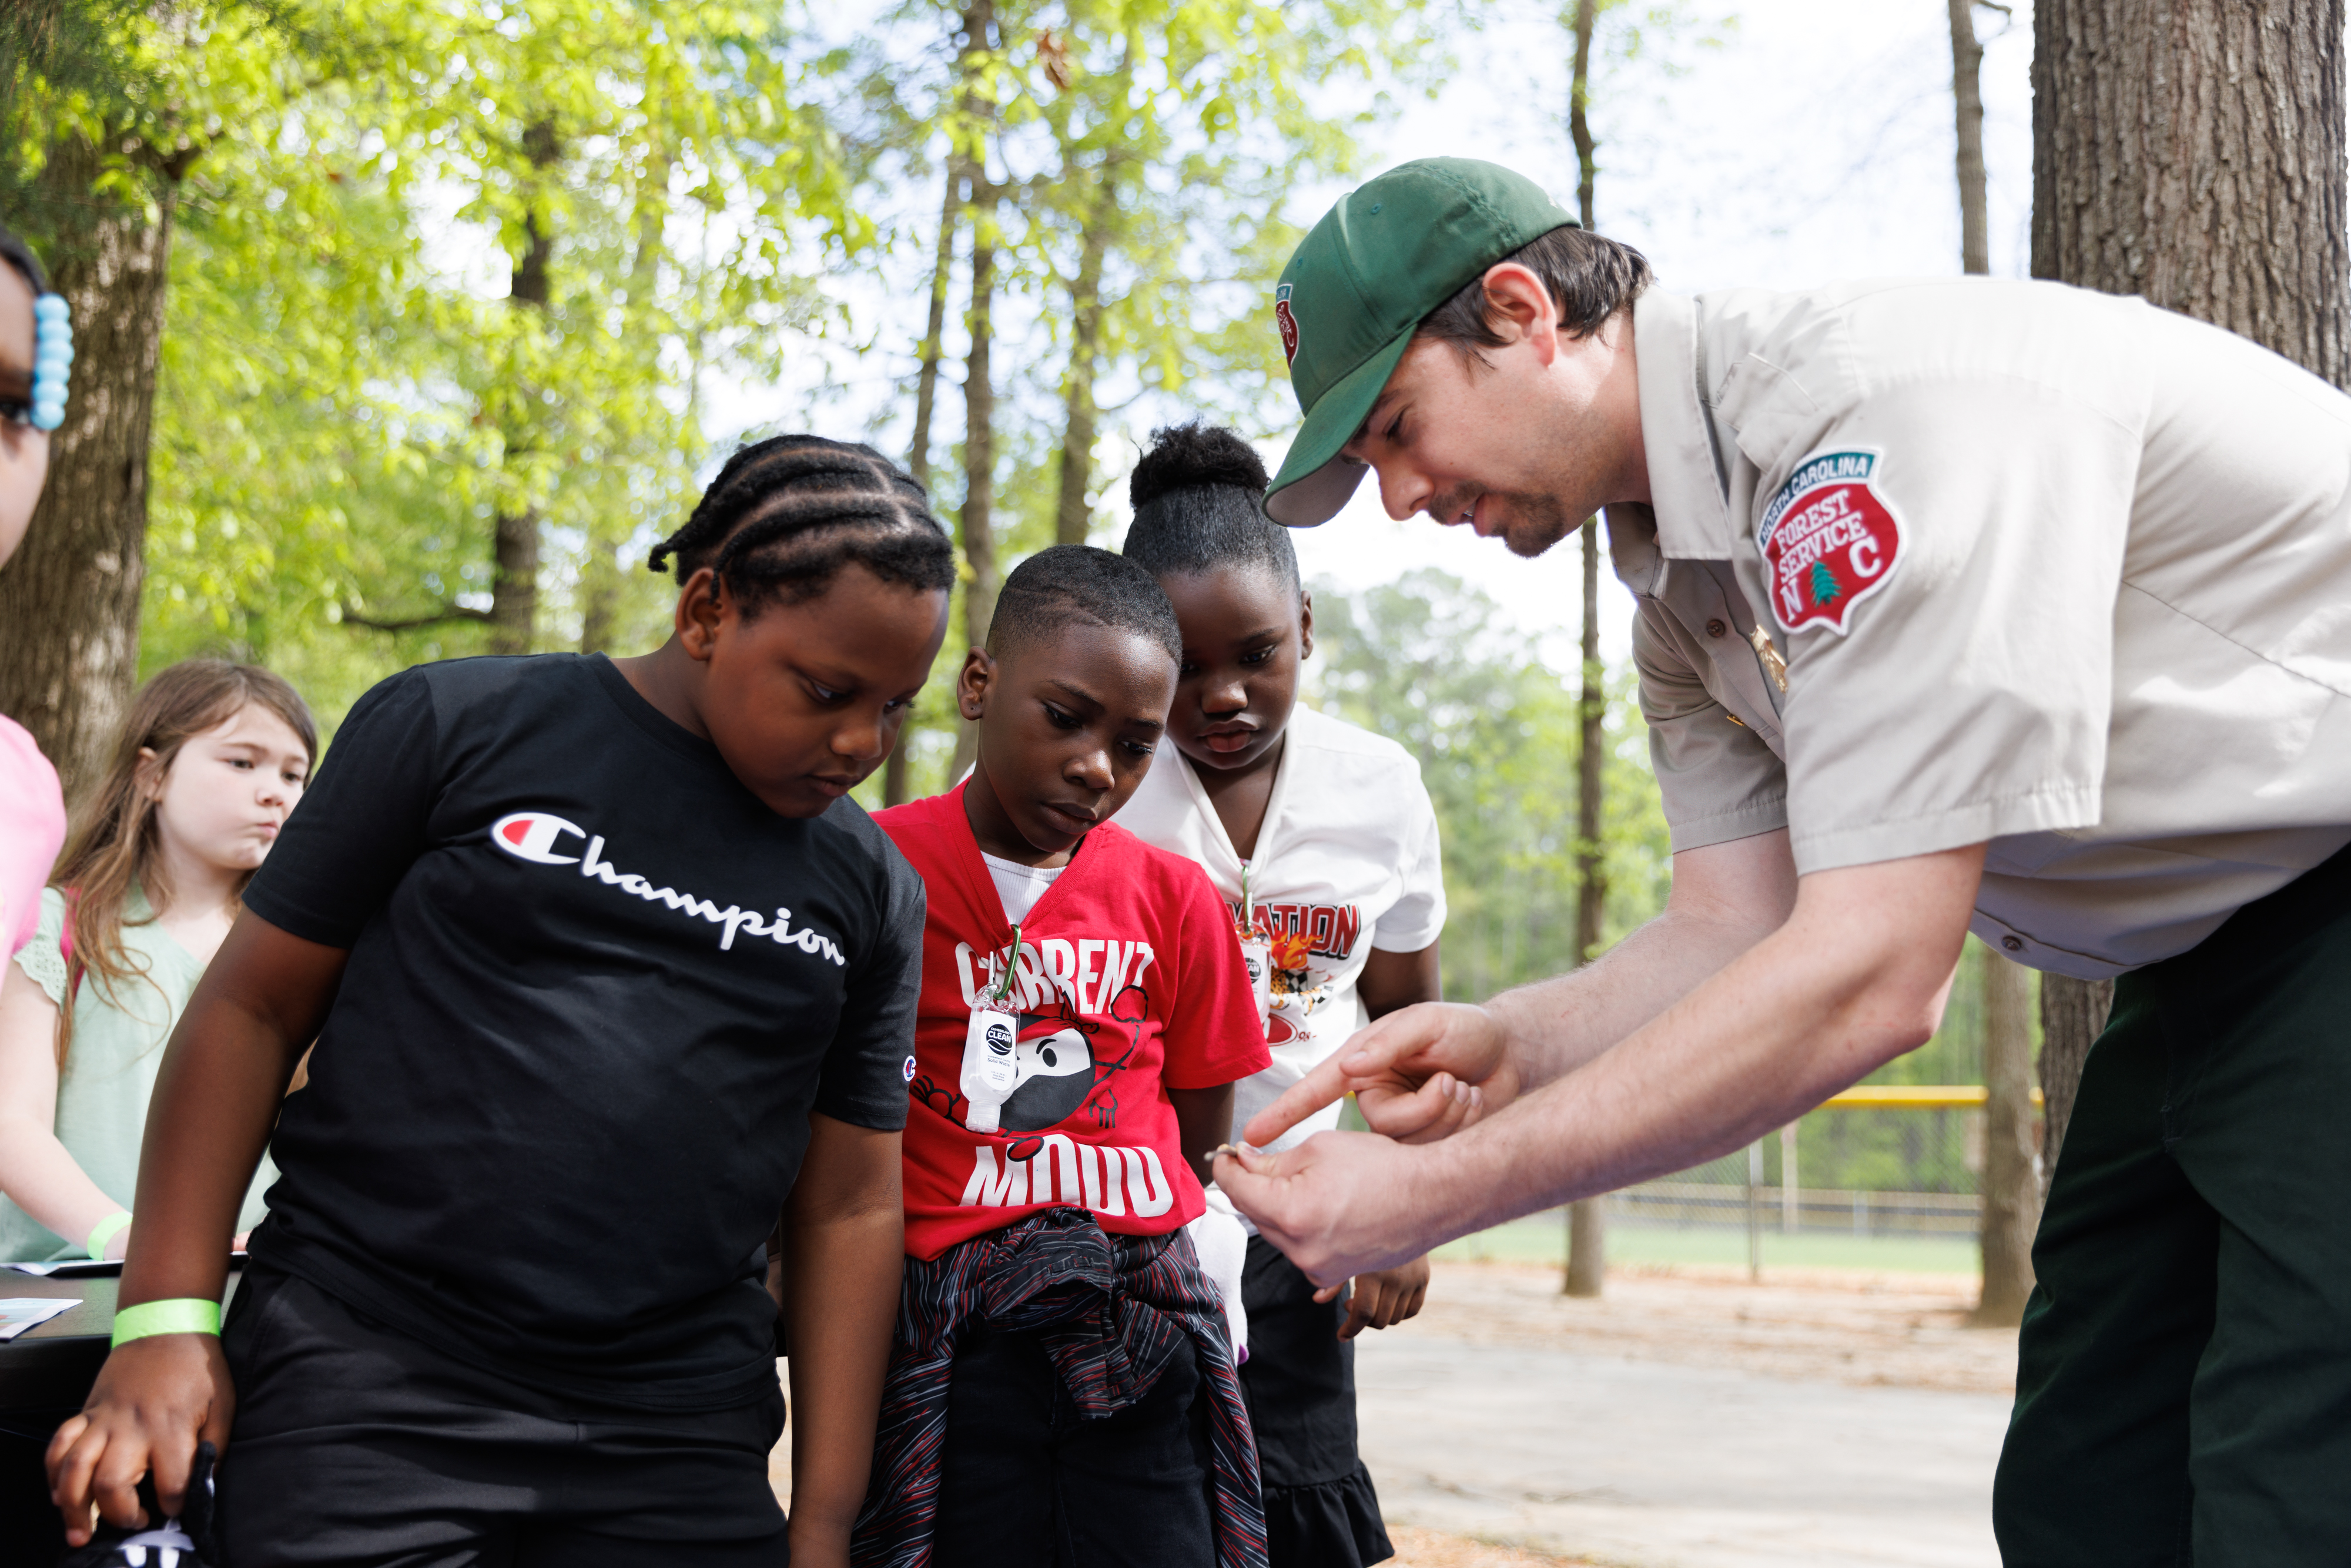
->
[1297,589,1314,662]
[675,567,728,662]
[1478,263,1559,361]
[957,646,997,721]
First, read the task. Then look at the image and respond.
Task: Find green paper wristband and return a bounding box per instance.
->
[110,1298,221,1347]
[85,1209,131,1262]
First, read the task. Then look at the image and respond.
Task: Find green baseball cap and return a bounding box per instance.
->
[1265,158,1579,526]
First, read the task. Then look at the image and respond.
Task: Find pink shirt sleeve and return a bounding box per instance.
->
[0,716,66,956]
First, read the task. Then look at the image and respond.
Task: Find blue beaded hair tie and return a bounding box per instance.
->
[31,292,71,431]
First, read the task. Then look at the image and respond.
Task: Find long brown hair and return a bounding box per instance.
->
[49,660,317,1065]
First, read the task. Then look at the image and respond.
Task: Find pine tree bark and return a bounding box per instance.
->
[1054,176,1116,549]
[0,131,179,803]
[1975,947,2039,1324]
[490,118,560,658]
[2031,0,2347,1168]
[2038,976,2114,1189]
[947,177,999,786]
[2033,0,2349,387]
[959,195,1000,655]
[1562,0,1607,1301]
[1948,0,1992,275]
[907,159,960,498]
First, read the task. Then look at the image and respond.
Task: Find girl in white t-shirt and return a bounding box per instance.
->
[1120,422,1445,1568]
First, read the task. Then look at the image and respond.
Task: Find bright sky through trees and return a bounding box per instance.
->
[694,0,2035,673]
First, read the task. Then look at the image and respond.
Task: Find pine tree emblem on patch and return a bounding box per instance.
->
[1756,447,1904,635]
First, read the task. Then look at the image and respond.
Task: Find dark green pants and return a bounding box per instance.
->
[1995,844,2351,1566]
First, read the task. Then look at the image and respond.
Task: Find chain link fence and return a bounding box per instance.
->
[1616,1103,1988,1240]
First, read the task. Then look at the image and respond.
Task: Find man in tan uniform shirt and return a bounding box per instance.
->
[1214,158,2351,1564]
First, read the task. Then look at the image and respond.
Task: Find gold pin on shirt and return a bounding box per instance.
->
[1749,624,1789,693]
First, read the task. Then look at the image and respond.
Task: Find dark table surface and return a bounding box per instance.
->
[0,1272,243,1413]
[0,1273,245,1566]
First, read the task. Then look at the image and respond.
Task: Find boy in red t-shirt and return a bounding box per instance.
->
[855,545,1271,1568]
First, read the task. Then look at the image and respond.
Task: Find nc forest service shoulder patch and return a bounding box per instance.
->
[1755,447,1904,636]
[1275,282,1300,365]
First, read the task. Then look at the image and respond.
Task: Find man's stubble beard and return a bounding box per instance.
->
[1497,402,1614,558]
[1501,492,1582,559]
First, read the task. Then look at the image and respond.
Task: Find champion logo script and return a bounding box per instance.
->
[490,811,847,964]
[1274,282,1300,365]
[1755,447,1904,636]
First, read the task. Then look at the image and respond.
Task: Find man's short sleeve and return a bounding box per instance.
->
[811,848,922,1132]
[242,671,442,948]
[1634,606,1790,853]
[1371,765,1447,952]
[1158,860,1272,1092]
[1764,380,2136,873]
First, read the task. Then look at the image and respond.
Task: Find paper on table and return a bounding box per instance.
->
[0,1298,75,1341]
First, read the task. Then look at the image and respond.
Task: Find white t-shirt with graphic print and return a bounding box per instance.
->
[1117,702,1446,1155]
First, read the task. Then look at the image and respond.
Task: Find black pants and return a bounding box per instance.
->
[1235,1239,1391,1568]
[216,1266,789,1567]
[1995,845,2351,1565]
[930,1322,1216,1568]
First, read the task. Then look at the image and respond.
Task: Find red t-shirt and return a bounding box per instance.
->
[877,786,1270,1261]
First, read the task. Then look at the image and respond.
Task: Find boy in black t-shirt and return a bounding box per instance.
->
[48,437,957,1567]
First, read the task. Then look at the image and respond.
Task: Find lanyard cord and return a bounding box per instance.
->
[990,922,1022,1005]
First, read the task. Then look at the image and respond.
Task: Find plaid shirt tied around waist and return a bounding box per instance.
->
[850,1207,1268,1568]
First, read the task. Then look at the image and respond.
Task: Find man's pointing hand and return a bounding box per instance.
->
[1240,1000,1521,1150]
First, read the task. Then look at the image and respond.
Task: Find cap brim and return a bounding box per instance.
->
[1264,326,1415,527]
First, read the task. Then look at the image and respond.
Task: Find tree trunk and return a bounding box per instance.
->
[907,159,960,497]
[947,173,999,785]
[1562,0,1607,1302]
[1948,0,1991,275]
[1975,946,2039,1325]
[0,132,177,804]
[1567,0,1598,232]
[2033,0,2349,388]
[1054,178,1115,548]
[490,118,559,658]
[2030,0,2347,1151]
[580,123,669,657]
[2038,976,2114,1189]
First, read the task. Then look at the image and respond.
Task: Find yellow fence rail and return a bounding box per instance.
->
[1820,1084,2042,1110]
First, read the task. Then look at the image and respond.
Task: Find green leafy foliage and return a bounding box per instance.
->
[1305,570,1672,1002]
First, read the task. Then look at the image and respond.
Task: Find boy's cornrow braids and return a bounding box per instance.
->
[648,434,953,614]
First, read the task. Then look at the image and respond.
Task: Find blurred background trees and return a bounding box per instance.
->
[13,0,2328,1288]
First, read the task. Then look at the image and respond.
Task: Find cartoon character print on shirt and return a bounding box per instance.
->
[1235,900,1362,1046]
[911,963,1155,1138]
[999,1000,1099,1132]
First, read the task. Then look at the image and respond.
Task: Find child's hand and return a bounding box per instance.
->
[1316,1254,1431,1338]
[47,1332,235,1546]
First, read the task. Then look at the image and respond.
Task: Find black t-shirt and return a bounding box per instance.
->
[243,654,920,1409]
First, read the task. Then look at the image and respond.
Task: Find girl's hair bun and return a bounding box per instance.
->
[1129,423,1269,510]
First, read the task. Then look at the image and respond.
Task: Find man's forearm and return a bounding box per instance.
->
[1408,849,1978,1257]
[1485,902,1777,1094]
[1488,829,1799,1097]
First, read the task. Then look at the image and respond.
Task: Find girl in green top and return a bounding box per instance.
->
[0,660,314,1264]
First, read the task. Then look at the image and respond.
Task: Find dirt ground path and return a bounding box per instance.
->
[1393,1258,2018,1395]
[1352,1259,2015,1568]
